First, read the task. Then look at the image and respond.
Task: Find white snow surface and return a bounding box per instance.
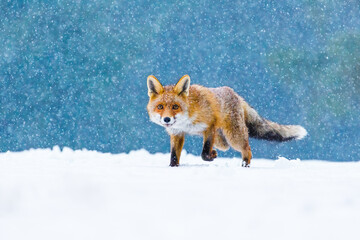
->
[1,147,360,240]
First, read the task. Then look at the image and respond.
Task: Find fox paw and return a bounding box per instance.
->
[242,160,250,168]
[169,162,179,167]
[211,150,217,159]
[201,150,217,162]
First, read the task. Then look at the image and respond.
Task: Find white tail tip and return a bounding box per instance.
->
[295,126,308,140]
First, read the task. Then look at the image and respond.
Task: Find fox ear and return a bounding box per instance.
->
[174,75,191,96]
[147,75,164,97]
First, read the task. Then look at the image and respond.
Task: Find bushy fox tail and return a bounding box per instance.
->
[244,104,307,142]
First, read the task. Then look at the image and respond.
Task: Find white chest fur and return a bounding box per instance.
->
[166,113,207,136]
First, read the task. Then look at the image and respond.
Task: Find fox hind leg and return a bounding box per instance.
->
[223,115,252,167]
[241,144,252,167]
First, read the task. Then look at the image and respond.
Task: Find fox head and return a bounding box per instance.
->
[146,75,191,129]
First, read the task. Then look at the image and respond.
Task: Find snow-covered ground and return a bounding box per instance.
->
[0,148,359,240]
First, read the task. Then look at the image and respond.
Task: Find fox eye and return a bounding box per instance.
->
[172,104,179,110]
[157,104,164,110]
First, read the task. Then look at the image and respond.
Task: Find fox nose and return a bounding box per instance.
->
[163,117,171,123]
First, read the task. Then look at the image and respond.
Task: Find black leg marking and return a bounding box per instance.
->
[201,139,217,161]
[170,148,178,167]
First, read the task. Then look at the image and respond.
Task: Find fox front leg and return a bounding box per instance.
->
[170,134,185,167]
[201,128,217,161]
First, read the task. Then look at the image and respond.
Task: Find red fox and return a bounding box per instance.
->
[147,75,307,167]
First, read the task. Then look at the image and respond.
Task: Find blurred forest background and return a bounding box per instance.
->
[1,0,359,161]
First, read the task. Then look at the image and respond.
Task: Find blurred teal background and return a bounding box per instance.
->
[1,0,359,161]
